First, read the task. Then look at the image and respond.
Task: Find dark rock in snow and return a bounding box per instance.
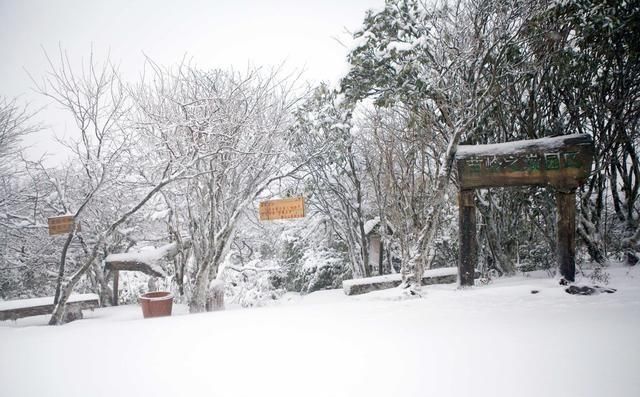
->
[565,285,617,295]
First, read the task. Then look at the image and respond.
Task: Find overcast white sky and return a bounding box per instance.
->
[0,0,382,161]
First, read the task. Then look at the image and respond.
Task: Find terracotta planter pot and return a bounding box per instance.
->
[139,291,173,318]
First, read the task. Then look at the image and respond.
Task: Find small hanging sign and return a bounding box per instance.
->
[47,215,78,236]
[259,197,305,221]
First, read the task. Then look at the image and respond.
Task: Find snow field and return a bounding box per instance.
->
[1,266,639,397]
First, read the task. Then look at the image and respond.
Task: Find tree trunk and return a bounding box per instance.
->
[53,231,75,305]
[476,193,516,276]
[93,265,113,306]
[189,266,211,313]
[412,126,464,289]
[206,280,225,311]
[577,218,606,265]
[49,177,177,325]
[49,242,102,325]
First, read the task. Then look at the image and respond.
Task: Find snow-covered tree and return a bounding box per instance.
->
[133,64,306,313]
[291,84,371,278]
[0,98,40,298]
[540,0,640,266]
[341,0,537,288]
[27,51,218,324]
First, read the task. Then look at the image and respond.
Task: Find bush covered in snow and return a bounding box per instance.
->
[272,244,351,294]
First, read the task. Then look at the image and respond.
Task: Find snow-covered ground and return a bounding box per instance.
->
[1,266,639,397]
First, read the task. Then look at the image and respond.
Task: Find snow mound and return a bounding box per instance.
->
[104,242,178,277]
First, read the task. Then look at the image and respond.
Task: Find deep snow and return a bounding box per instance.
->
[1,266,639,397]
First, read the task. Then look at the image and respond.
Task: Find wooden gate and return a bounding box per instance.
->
[455,134,594,285]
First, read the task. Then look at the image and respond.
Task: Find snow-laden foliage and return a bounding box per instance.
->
[0,99,40,299]
[215,213,351,307]
[291,85,372,278]
[339,0,639,283]
[340,0,539,286]
[131,65,303,313]
[1,0,639,317]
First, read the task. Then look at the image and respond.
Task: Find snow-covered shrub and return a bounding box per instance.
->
[298,247,350,294]
[518,243,556,274]
[269,224,351,294]
[113,272,149,304]
[271,236,307,292]
[221,259,287,308]
[589,266,610,285]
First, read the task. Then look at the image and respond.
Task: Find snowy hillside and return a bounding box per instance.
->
[1,266,639,397]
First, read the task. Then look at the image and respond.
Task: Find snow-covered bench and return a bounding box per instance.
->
[342,267,459,296]
[0,293,99,322]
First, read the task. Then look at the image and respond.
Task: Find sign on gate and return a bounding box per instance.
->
[456,134,594,190]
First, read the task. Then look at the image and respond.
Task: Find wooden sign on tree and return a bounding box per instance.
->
[259,197,305,221]
[47,215,79,236]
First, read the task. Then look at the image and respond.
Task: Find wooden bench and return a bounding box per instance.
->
[342,267,462,296]
[0,293,99,323]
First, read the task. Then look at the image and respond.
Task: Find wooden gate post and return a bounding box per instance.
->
[113,270,119,306]
[556,190,577,282]
[458,190,477,287]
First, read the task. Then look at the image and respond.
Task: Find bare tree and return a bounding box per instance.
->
[359,106,444,279]
[0,98,36,176]
[30,48,132,308]
[132,63,309,313]
[0,98,41,298]
[27,49,208,324]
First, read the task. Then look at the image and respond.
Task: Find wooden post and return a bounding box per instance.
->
[458,190,477,287]
[378,240,384,276]
[557,190,576,282]
[113,270,119,306]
